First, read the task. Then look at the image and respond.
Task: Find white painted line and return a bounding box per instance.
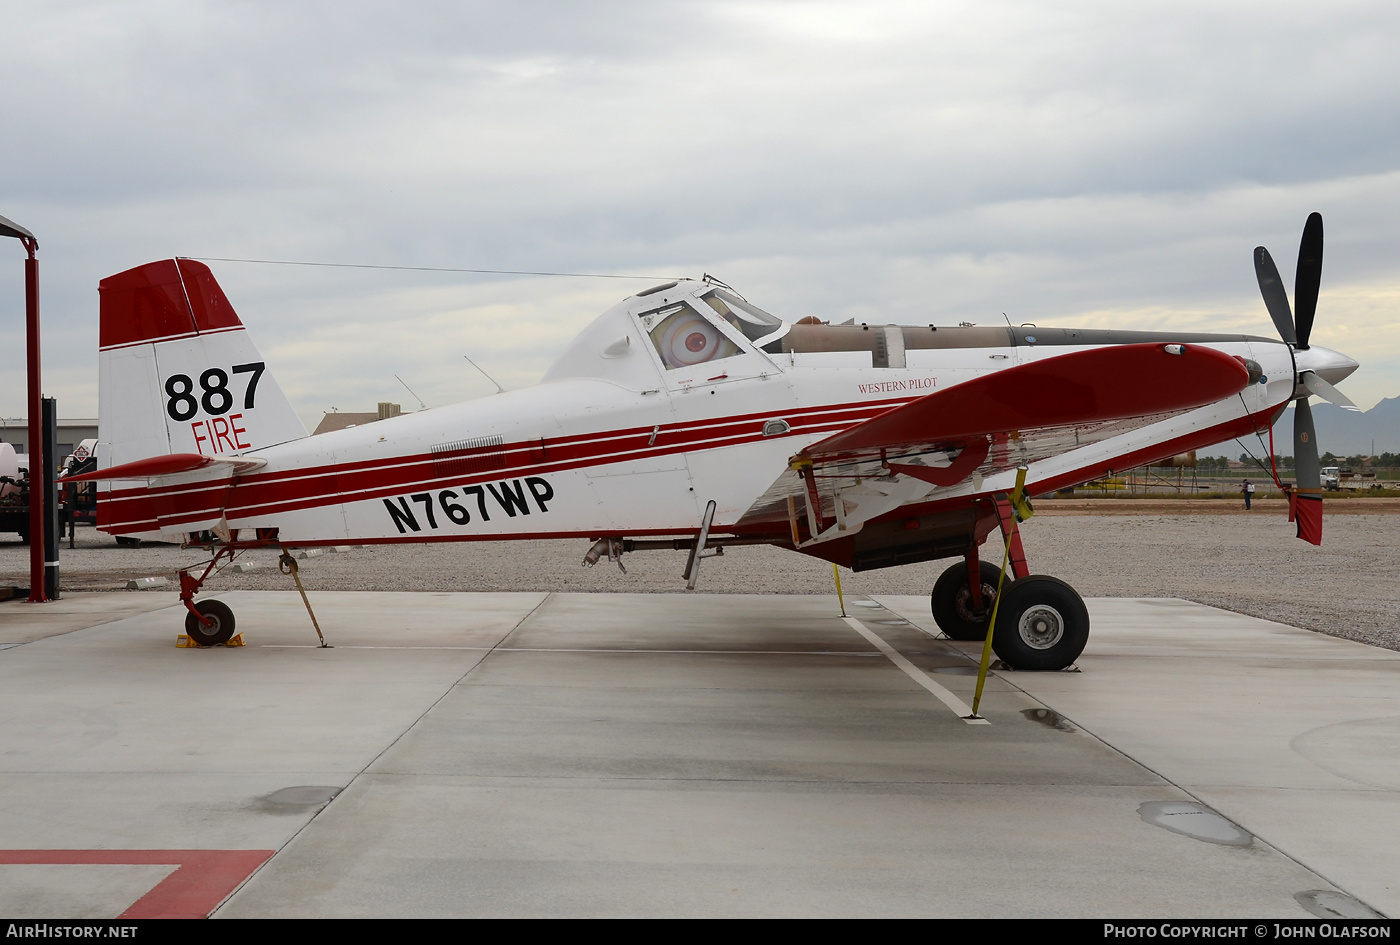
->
[499,647,882,656]
[259,645,496,650]
[843,616,990,725]
[260,645,884,656]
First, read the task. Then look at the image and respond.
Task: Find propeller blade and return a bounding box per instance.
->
[1293,212,1323,349]
[1300,370,1359,411]
[1294,398,1321,491]
[1293,397,1323,544]
[1254,246,1296,345]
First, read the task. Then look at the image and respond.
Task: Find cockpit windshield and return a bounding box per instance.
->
[700,289,785,344]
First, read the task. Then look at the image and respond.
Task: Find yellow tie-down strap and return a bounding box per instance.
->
[970,465,1029,718]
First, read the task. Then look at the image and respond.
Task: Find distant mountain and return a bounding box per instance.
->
[1201,396,1400,458]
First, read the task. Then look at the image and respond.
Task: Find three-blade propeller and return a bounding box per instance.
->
[1253,211,1340,543]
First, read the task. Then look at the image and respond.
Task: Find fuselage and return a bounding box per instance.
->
[97,277,1349,569]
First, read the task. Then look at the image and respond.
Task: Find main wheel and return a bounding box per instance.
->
[931,560,1011,640]
[991,575,1089,671]
[184,599,236,647]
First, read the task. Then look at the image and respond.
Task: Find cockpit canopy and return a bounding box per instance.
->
[639,288,786,371]
[540,280,789,388]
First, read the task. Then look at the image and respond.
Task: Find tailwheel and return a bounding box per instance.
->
[931,560,1008,640]
[184,599,236,647]
[991,575,1089,671]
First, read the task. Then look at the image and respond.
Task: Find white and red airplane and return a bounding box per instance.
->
[69,214,1358,669]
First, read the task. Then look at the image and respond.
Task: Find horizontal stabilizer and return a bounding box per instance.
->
[62,452,266,482]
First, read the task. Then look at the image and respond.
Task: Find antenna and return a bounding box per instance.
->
[463,356,506,394]
[702,273,748,301]
[394,374,428,410]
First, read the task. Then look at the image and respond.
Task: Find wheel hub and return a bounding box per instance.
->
[1018,604,1065,649]
[955,583,997,622]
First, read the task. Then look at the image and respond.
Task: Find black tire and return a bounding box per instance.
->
[115,536,140,547]
[991,575,1089,671]
[16,526,29,545]
[184,599,236,647]
[931,560,1011,640]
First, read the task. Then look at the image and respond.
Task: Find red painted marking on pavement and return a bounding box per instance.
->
[0,850,274,919]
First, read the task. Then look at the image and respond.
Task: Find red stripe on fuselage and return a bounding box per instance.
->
[97,398,914,531]
[97,402,1286,539]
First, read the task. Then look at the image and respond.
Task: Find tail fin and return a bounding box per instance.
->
[97,258,306,472]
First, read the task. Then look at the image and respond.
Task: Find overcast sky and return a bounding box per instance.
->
[3,0,1399,432]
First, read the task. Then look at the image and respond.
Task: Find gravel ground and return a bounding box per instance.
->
[3,498,1396,651]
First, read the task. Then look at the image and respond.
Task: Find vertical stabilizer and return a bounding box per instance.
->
[97,259,307,472]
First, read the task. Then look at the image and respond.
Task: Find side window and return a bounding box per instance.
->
[640,303,742,370]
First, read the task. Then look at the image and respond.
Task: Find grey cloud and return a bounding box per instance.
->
[2,1,1399,418]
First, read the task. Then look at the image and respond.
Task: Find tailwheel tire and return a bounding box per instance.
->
[931,560,1011,641]
[115,536,140,547]
[184,599,236,647]
[991,575,1089,671]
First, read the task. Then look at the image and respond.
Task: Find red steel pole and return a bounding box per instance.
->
[24,238,47,602]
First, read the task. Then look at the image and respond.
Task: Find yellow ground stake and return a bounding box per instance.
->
[969,466,1028,718]
[833,563,847,617]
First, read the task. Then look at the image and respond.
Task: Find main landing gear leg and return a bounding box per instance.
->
[931,547,1007,641]
[965,548,984,611]
[977,484,1089,677]
[966,467,1093,716]
[990,496,1031,581]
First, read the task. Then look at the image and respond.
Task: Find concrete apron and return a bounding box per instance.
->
[0,590,1390,918]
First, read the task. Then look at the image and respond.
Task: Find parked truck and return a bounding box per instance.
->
[1320,465,1381,491]
[61,438,99,528]
[0,442,30,543]
[2,438,104,543]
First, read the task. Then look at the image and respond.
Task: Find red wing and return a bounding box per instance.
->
[733,342,1251,537]
[803,343,1250,464]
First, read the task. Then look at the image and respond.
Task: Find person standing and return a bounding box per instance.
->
[1242,478,1254,510]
